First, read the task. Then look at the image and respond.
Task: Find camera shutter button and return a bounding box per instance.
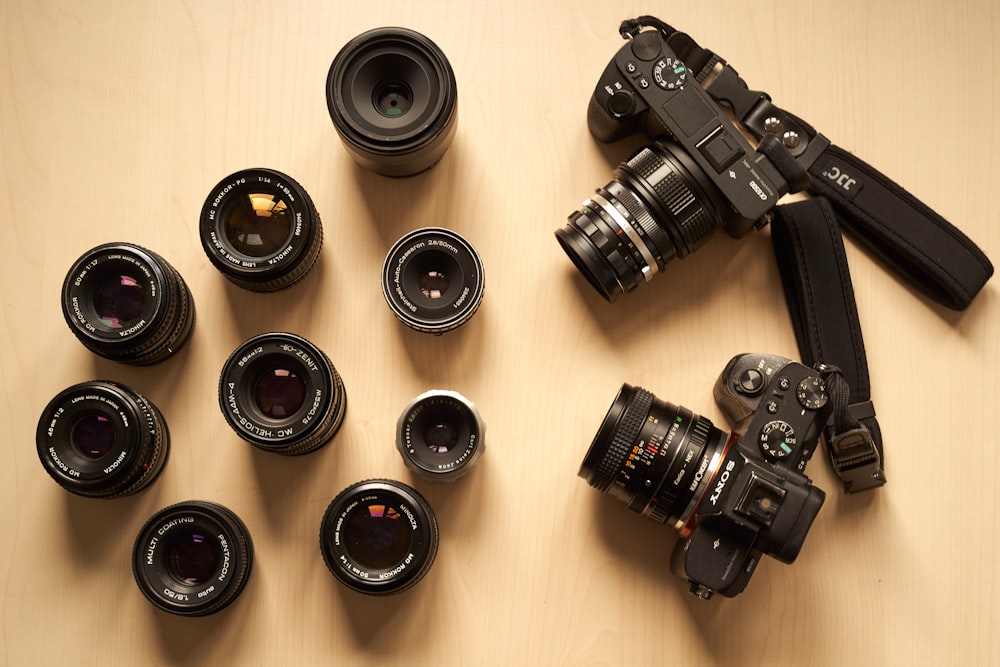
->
[737,369,765,395]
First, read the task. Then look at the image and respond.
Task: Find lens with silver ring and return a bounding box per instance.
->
[396,390,485,481]
[381,227,485,334]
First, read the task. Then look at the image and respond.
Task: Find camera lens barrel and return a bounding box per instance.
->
[61,242,195,364]
[579,383,733,531]
[218,332,347,455]
[199,168,323,291]
[382,227,485,334]
[35,380,170,498]
[132,500,254,616]
[327,27,458,177]
[320,479,439,595]
[556,141,728,302]
[396,390,485,481]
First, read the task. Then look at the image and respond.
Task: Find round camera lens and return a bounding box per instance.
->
[327,27,458,177]
[396,390,485,481]
[382,228,485,334]
[200,168,323,292]
[133,501,254,616]
[320,479,438,595]
[219,332,347,455]
[70,413,116,459]
[555,140,730,302]
[578,383,732,531]
[36,381,170,498]
[61,243,195,365]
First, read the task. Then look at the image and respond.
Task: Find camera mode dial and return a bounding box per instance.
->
[759,420,797,460]
[653,57,687,91]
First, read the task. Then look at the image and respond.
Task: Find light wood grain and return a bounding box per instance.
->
[1,1,997,665]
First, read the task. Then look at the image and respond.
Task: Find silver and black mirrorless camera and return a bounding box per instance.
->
[555,20,825,302]
[579,353,835,599]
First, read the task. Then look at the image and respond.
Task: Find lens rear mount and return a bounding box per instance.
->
[327,27,458,177]
[382,227,485,334]
[132,500,254,616]
[218,332,347,455]
[319,479,439,596]
[200,168,323,291]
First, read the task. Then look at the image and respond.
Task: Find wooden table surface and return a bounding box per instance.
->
[1,1,997,665]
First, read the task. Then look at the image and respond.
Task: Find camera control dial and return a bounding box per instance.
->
[759,420,797,460]
[796,377,828,410]
[653,57,687,90]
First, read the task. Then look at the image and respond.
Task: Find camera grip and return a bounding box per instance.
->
[807,144,993,310]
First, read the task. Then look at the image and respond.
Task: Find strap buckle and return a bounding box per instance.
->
[826,401,886,494]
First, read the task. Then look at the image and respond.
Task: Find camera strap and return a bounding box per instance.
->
[621,17,994,492]
[770,199,886,493]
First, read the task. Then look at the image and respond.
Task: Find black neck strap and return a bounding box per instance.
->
[620,17,994,492]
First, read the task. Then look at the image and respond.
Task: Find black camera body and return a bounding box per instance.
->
[674,353,830,598]
[579,353,833,599]
[588,29,785,235]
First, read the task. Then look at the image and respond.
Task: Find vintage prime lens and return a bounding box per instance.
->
[327,27,458,176]
[578,383,735,532]
[36,380,169,498]
[320,479,439,595]
[61,242,195,364]
[218,332,347,455]
[132,500,254,616]
[382,227,484,334]
[396,390,485,481]
[199,168,323,291]
[555,140,732,302]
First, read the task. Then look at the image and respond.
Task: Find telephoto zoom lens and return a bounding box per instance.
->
[36,380,170,498]
[382,227,485,334]
[555,141,730,302]
[61,242,195,364]
[327,27,458,176]
[578,383,734,532]
[218,332,347,455]
[199,168,323,291]
[320,479,439,595]
[132,500,254,616]
[396,390,485,481]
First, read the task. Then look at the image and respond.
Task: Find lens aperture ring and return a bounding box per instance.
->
[587,193,657,282]
[602,180,672,271]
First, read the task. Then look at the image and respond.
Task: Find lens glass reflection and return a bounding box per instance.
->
[252,366,307,419]
[344,503,411,570]
[92,273,146,329]
[70,413,115,459]
[223,193,293,258]
[167,529,220,584]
